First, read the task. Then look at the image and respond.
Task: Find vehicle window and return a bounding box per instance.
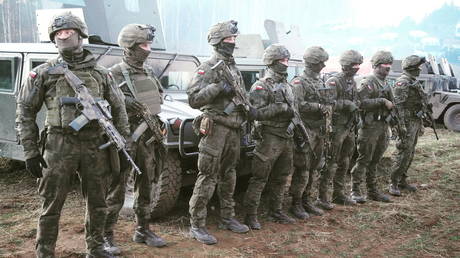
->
[287,66,297,82]
[0,57,20,93]
[159,60,197,91]
[241,71,260,91]
[31,60,47,69]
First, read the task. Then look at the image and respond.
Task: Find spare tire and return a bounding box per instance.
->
[150,151,183,218]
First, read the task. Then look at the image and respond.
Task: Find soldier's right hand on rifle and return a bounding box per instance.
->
[220,81,235,96]
[25,155,48,178]
[383,99,394,110]
[126,97,145,114]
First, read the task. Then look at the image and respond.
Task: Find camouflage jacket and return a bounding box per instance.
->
[291,69,326,128]
[250,69,295,138]
[186,52,246,128]
[16,51,130,160]
[357,73,392,125]
[393,72,427,121]
[325,72,359,126]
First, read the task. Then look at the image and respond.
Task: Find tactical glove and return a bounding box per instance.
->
[382,99,394,110]
[25,155,47,178]
[247,106,259,122]
[220,82,235,96]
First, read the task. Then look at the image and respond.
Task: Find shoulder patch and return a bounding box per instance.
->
[197,69,205,75]
[293,79,301,84]
[328,81,336,86]
[255,85,265,90]
[29,71,37,78]
[396,82,403,86]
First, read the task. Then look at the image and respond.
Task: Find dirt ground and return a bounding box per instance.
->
[1,129,459,257]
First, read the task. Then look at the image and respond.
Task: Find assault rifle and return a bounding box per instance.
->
[211,60,252,114]
[413,82,439,140]
[53,64,141,175]
[275,84,314,154]
[131,105,167,156]
[384,85,406,142]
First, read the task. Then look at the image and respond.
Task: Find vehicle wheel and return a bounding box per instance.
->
[443,104,460,132]
[150,151,183,218]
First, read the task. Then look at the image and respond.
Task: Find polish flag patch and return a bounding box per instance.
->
[396,82,402,86]
[197,70,205,75]
[29,71,37,78]
[255,85,264,90]
[328,81,336,86]
[293,79,301,84]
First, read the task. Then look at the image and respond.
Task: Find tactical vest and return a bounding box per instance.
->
[259,78,293,128]
[118,63,162,115]
[331,73,357,124]
[361,75,390,123]
[294,75,324,122]
[396,76,424,111]
[44,61,105,129]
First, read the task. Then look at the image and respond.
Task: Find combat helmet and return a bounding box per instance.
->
[263,44,291,65]
[207,20,239,45]
[48,12,88,42]
[402,55,426,70]
[370,50,393,67]
[118,24,156,48]
[339,50,363,66]
[303,46,329,64]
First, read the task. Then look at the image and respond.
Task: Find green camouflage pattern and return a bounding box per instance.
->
[48,11,88,41]
[15,51,129,256]
[391,73,425,184]
[370,50,393,67]
[303,46,329,64]
[117,24,156,48]
[339,50,363,66]
[187,51,246,228]
[401,55,425,70]
[350,73,392,193]
[262,44,291,65]
[207,20,239,45]
[243,67,295,215]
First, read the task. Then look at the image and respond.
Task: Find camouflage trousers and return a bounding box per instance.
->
[105,128,162,231]
[36,130,110,257]
[290,128,325,201]
[319,125,356,200]
[350,121,389,193]
[189,123,240,228]
[244,134,293,215]
[391,118,422,184]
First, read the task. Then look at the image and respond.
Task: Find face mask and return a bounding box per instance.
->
[55,32,82,56]
[308,62,325,73]
[406,68,421,77]
[270,61,288,74]
[125,45,151,68]
[216,42,235,57]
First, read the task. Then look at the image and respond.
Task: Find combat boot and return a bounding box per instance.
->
[332,193,357,206]
[103,232,121,255]
[36,244,55,258]
[315,198,334,210]
[86,246,115,258]
[133,225,167,247]
[268,210,296,224]
[290,199,310,220]
[189,226,217,245]
[368,190,392,203]
[218,217,249,233]
[244,215,261,230]
[303,200,324,216]
[388,184,401,196]
[350,190,366,204]
[399,179,417,192]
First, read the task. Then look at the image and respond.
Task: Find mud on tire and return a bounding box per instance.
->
[150,151,183,218]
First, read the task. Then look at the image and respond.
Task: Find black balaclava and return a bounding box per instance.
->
[124,44,151,69]
[342,64,360,77]
[215,41,235,57]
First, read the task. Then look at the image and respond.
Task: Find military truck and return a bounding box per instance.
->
[387,58,460,132]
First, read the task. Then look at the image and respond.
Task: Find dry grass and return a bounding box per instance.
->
[0,129,459,257]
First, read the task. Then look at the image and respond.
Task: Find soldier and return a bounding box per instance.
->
[289,46,330,218]
[389,55,426,196]
[16,12,130,258]
[186,20,252,245]
[104,24,167,254]
[243,44,296,229]
[317,50,363,210]
[349,51,395,204]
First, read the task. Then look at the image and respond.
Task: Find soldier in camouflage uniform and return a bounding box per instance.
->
[243,44,296,229]
[16,12,130,258]
[316,50,363,210]
[349,51,395,204]
[104,24,167,254]
[289,46,330,218]
[186,20,252,245]
[389,55,426,196]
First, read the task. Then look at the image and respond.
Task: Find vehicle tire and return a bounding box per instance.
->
[443,104,460,132]
[150,151,183,218]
